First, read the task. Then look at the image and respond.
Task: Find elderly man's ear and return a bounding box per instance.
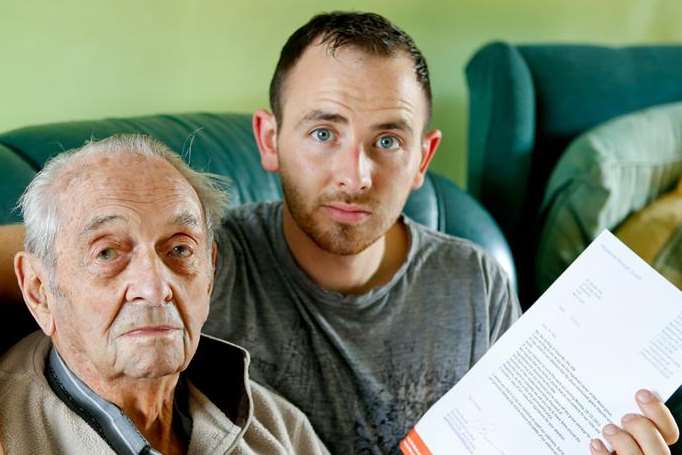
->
[14,252,55,336]
[208,241,218,296]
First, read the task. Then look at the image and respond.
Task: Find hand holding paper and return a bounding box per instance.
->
[589,389,678,455]
[401,231,682,455]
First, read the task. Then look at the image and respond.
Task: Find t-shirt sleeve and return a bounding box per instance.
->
[484,254,522,344]
[204,223,238,336]
[214,223,236,284]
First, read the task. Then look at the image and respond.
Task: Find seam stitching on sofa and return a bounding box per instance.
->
[0,141,41,171]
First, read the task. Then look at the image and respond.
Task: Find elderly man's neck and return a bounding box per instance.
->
[57,346,186,455]
[116,380,185,455]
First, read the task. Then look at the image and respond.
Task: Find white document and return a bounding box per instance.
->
[400,231,682,455]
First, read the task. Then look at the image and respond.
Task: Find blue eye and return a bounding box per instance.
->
[376,135,400,151]
[311,128,334,143]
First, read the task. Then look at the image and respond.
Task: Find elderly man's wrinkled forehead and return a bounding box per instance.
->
[56,150,179,192]
[52,150,207,239]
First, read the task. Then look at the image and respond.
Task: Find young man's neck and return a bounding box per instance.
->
[282,204,409,294]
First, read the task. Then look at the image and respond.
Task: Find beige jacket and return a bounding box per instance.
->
[0,332,330,455]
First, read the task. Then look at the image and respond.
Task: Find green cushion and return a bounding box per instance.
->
[536,102,682,294]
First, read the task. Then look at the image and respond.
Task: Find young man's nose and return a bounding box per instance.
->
[334,143,372,192]
[124,249,173,304]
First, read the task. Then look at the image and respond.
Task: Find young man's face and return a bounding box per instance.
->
[257,43,440,255]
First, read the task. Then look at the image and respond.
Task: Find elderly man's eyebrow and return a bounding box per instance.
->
[297,110,349,128]
[80,215,125,237]
[171,211,200,229]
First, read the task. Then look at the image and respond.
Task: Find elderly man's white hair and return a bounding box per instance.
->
[18,134,230,267]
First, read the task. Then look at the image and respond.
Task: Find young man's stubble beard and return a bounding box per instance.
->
[278,158,399,256]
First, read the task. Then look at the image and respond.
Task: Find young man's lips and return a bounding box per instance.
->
[321,204,371,224]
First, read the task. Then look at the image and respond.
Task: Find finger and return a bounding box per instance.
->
[636,389,679,445]
[621,413,670,455]
[603,423,643,455]
[590,438,611,455]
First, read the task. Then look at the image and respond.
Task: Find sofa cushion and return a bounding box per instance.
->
[535,102,682,294]
[655,227,682,289]
[616,178,682,289]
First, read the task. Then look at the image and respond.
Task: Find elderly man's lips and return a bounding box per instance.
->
[321,204,371,224]
[122,326,181,337]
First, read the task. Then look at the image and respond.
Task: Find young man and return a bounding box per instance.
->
[205,12,677,455]
[0,12,678,455]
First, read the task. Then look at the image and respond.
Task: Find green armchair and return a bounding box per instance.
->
[466,41,682,306]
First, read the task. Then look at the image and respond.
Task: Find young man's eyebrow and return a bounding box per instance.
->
[372,119,413,135]
[296,111,414,135]
[297,110,349,128]
[80,215,124,237]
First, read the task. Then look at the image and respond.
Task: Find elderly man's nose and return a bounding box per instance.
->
[335,143,372,192]
[125,251,173,304]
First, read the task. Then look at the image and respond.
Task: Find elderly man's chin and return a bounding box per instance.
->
[114,331,190,378]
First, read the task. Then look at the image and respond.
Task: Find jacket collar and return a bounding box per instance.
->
[42,333,253,454]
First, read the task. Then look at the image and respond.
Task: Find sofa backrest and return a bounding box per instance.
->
[0,112,515,352]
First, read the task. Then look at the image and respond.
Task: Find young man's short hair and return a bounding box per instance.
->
[269,11,433,126]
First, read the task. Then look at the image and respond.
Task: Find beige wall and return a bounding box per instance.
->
[1,0,681,185]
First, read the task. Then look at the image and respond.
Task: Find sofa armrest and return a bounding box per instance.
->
[0,143,36,224]
[405,172,517,292]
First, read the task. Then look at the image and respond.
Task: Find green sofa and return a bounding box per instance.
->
[466,42,682,305]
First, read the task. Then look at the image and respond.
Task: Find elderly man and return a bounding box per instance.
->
[0,135,328,454]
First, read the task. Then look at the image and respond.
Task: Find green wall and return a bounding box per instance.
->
[2,0,681,186]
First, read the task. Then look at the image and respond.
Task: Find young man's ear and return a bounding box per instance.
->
[412,128,442,190]
[252,109,280,172]
[14,252,55,336]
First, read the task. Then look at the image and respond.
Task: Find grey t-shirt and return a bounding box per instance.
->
[203,202,521,455]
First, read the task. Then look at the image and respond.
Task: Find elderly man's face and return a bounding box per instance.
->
[46,152,213,380]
